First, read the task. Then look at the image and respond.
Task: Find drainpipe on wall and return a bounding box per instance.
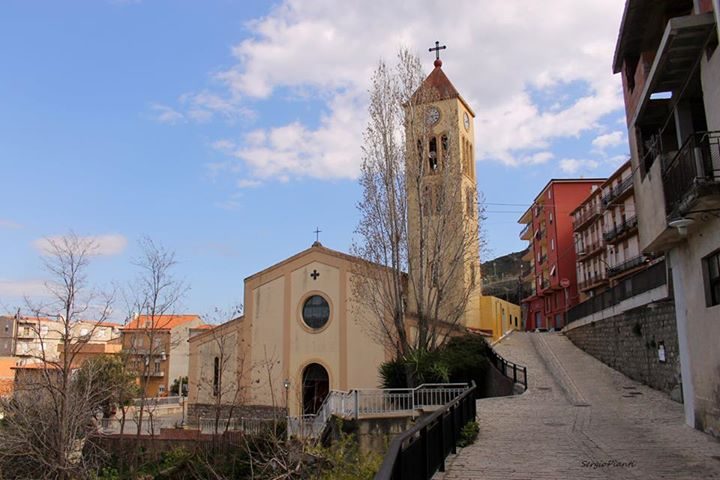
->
[715,0,720,38]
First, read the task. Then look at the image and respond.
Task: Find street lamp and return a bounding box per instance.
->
[283,379,290,412]
[283,379,291,440]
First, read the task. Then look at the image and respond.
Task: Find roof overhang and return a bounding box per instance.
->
[632,13,716,127]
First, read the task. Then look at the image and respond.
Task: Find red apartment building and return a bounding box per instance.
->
[519,179,605,330]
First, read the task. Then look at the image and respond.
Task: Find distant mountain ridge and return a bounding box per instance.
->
[481,249,531,305]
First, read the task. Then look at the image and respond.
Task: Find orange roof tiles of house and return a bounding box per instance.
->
[191,324,214,330]
[11,362,62,370]
[123,314,201,330]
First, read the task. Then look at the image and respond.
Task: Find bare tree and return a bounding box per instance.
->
[122,237,187,438]
[352,49,484,358]
[0,233,115,480]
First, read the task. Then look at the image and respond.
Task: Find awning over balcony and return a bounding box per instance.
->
[633,13,716,127]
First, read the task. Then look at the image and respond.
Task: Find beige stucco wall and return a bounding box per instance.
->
[168,317,204,385]
[671,214,720,435]
[188,320,242,406]
[241,248,389,416]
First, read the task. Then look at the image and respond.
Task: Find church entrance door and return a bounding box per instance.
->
[302,363,329,415]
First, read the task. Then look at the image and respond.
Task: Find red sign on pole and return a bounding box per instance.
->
[560,278,570,288]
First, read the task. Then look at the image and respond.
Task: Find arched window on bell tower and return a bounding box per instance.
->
[428,137,438,173]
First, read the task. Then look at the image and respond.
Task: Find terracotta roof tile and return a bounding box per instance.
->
[124,314,201,330]
[411,66,474,115]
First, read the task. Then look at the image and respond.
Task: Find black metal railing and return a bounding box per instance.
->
[577,241,604,259]
[603,215,638,243]
[607,255,647,277]
[486,348,528,391]
[375,381,477,480]
[602,175,634,207]
[567,260,667,324]
[572,204,601,231]
[663,131,720,216]
[578,275,608,291]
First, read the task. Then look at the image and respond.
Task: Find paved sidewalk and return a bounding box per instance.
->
[436,332,720,480]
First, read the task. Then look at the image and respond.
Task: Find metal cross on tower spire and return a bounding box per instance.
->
[429,41,447,67]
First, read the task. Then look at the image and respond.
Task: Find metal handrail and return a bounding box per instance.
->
[288,383,470,439]
[486,348,528,391]
[375,381,477,480]
[132,395,182,407]
[568,260,667,324]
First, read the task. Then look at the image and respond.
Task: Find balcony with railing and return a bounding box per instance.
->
[602,175,634,208]
[607,255,647,278]
[577,240,604,261]
[663,131,720,218]
[578,274,608,292]
[572,204,602,232]
[519,223,532,241]
[603,215,639,244]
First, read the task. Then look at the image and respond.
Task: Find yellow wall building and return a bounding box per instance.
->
[468,296,521,343]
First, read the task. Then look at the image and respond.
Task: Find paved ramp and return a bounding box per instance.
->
[436,332,720,480]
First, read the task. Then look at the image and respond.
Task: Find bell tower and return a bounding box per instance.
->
[405,45,481,328]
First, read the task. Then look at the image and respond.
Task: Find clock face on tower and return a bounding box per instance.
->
[463,112,470,131]
[426,106,440,126]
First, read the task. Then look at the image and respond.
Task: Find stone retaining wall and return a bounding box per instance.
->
[564,301,682,401]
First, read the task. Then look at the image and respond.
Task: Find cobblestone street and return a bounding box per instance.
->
[436,332,720,480]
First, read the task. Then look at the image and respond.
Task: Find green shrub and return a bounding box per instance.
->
[380,335,492,390]
[310,430,381,480]
[457,421,479,448]
[379,348,449,388]
[441,335,490,392]
[379,358,408,389]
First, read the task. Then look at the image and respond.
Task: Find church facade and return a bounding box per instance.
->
[187,56,520,419]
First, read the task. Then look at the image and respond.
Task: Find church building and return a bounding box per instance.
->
[187,51,520,419]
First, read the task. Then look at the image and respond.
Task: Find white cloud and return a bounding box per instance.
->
[151,103,185,124]
[179,91,255,123]
[33,234,128,257]
[0,219,22,229]
[592,130,625,150]
[165,0,627,181]
[559,158,600,174]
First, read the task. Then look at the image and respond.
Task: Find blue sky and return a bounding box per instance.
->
[1,0,630,320]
